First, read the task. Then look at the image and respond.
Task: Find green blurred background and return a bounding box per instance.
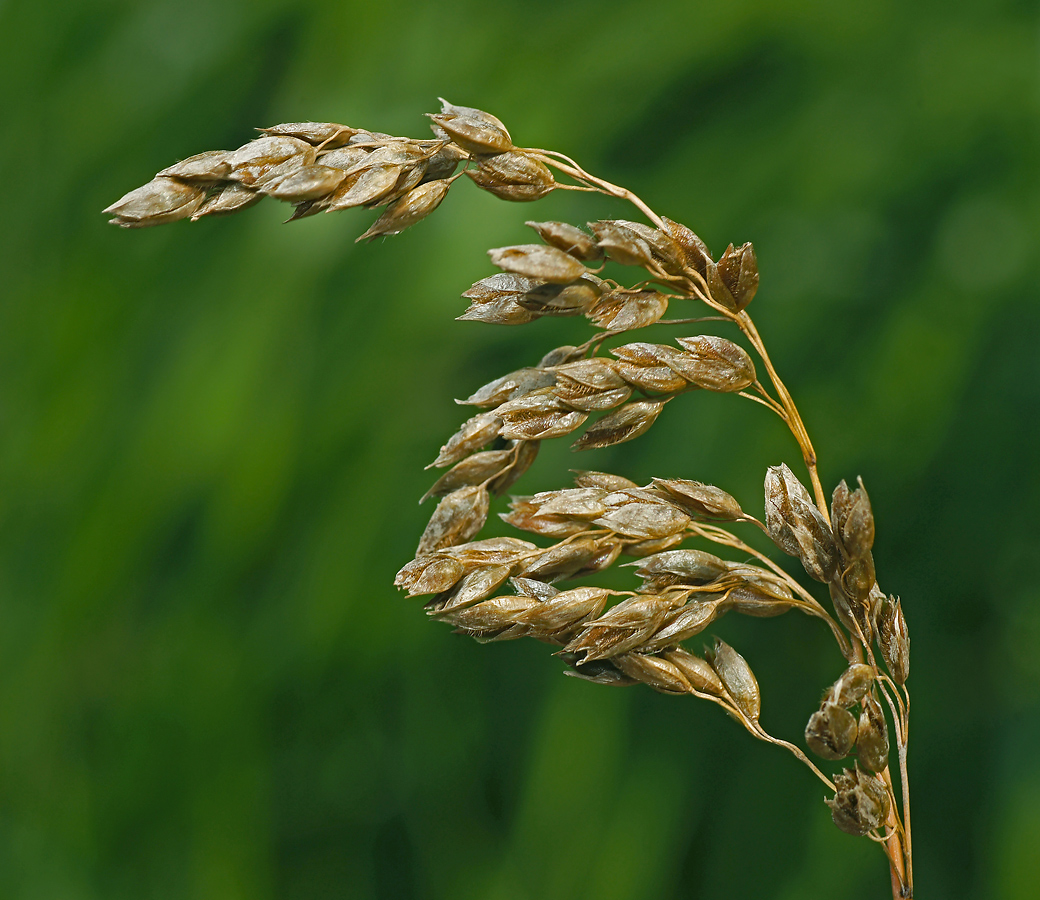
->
[2,0,1039,897]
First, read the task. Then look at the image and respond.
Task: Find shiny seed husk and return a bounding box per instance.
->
[706,637,761,721]
[826,765,891,836]
[526,220,603,261]
[856,694,890,773]
[488,244,589,284]
[878,595,910,684]
[661,648,726,695]
[829,664,876,708]
[672,335,757,392]
[613,653,693,694]
[416,485,490,555]
[428,412,503,468]
[650,478,744,520]
[104,176,207,227]
[356,178,451,241]
[571,400,667,451]
[806,702,858,760]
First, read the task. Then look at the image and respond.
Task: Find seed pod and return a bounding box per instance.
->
[442,594,539,639]
[441,536,538,566]
[826,765,891,836]
[394,554,466,597]
[526,220,603,261]
[488,244,589,284]
[714,242,759,311]
[608,220,688,275]
[764,464,837,582]
[428,412,503,468]
[720,581,796,617]
[421,449,515,503]
[496,389,588,441]
[356,178,451,241]
[534,487,609,519]
[586,289,669,331]
[840,553,876,604]
[660,217,712,275]
[706,638,761,721]
[193,183,262,220]
[104,176,207,227]
[500,499,587,538]
[650,478,744,521]
[472,151,553,185]
[563,593,685,662]
[417,485,490,555]
[259,164,347,201]
[428,109,513,154]
[641,597,723,652]
[593,496,691,541]
[459,367,555,408]
[571,400,667,451]
[805,702,858,760]
[552,370,631,413]
[433,564,514,614]
[843,478,875,560]
[588,220,657,269]
[613,653,693,694]
[857,694,890,773]
[468,177,555,202]
[323,163,403,210]
[878,595,910,684]
[571,471,639,491]
[462,272,539,304]
[628,549,730,589]
[828,664,875,708]
[159,150,232,182]
[260,122,358,146]
[672,335,756,392]
[662,648,726,695]
[518,279,602,316]
[512,586,611,641]
[457,297,540,325]
[226,135,315,186]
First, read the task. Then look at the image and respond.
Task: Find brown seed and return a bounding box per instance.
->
[261,164,348,201]
[660,217,712,275]
[394,554,466,596]
[433,564,513,614]
[570,471,639,491]
[764,464,837,582]
[500,498,588,538]
[662,648,726,695]
[586,289,669,331]
[856,694,890,773]
[806,702,858,760]
[828,664,876,708]
[442,594,539,639]
[472,151,554,186]
[593,496,691,541]
[226,135,316,186]
[104,176,207,227]
[259,122,358,146]
[513,586,612,641]
[428,102,513,153]
[441,536,539,567]
[421,449,515,503]
[428,411,503,469]
[619,533,686,557]
[705,637,761,721]
[518,536,608,582]
[715,241,759,310]
[538,345,586,368]
[826,765,890,836]
[878,595,910,684]
[457,297,540,325]
[324,163,402,210]
[488,244,589,284]
[613,653,693,694]
[459,367,556,408]
[571,400,667,451]
[672,335,757,392]
[316,146,372,171]
[497,389,589,441]
[192,182,263,220]
[356,178,451,241]
[628,549,730,589]
[526,220,603,261]
[417,485,490,555]
[588,220,657,269]
[563,593,684,662]
[641,597,723,652]
[650,478,745,521]
[159,150,232,182]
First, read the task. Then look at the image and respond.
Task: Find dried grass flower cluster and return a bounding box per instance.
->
[108,99,914,898]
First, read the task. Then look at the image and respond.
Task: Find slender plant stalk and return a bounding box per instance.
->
[106,99,914,898]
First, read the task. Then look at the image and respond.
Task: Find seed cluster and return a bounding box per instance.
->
[107,100,914,898]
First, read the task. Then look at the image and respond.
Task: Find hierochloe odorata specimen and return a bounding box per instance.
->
[106,100,914,898]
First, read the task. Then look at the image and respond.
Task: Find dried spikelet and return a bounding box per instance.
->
[428,412,503,468]
[416,485,490,555]
[705,637,761,721]
[571,400,667,451]
[526,220,603,261]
